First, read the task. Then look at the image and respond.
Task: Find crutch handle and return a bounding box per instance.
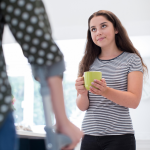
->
[45,127,73,150]
[57,133,72,149]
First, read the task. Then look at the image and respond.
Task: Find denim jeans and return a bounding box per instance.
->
[80,134,136,150]
[0,111,18,150]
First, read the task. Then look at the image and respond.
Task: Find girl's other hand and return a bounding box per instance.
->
[90,78,108,96]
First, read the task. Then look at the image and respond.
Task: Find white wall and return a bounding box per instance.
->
[43,0,150,40]
[2,0,150,44]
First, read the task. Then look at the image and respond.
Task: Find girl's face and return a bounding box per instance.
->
[90,16,118,48]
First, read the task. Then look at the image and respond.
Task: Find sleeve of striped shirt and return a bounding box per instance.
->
[128,54,143,74]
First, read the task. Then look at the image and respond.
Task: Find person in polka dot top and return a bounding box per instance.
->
[0,0,83,150]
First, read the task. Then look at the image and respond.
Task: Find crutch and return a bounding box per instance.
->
[31,66,72,150]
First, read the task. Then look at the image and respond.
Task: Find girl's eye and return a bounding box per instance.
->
[102,25,106,28]
[91,28,96,32]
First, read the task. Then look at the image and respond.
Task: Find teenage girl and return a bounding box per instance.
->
[75,10,147,150]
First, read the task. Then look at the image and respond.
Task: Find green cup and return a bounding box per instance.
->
[84,71,102,90]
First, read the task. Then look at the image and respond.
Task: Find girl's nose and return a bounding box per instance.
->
[96,29,102,36]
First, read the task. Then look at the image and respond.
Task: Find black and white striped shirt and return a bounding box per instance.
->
[82,52,143,136]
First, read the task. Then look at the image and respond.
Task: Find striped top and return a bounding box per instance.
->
[81,52,143,136]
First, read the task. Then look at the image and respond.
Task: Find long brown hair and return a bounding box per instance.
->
[78,10,148,77]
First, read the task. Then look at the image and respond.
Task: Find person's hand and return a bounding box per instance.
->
[89,78,108,96]
[75,77,88,95]
[57,120,84,150]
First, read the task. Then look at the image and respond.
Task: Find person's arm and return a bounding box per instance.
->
[90,71,143,109]
[47,76,83,150]
[47,76,68,127]
[104,71,143,109]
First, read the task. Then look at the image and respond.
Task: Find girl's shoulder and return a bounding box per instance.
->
[123,52,141,61]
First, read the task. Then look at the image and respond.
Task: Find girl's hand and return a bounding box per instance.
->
[75,77,88,95]
[89,78,108,96]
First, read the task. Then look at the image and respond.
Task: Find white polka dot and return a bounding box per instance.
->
[10,0,16,3]
[1,105,8,113]
[5,15,11,21]
[34,8,40,15]
[55,56,61,62]
[1,72,7,78]
[27,26,34,33]
[47,53,54,60]
[7,5,13,13]
[46,61,52,66]
[37,58,44,64]
[22,12,29,20]
[0,2,6,9]
[11,18,18,26]
[19,22,26,29]
[23,44,29,50]
[35,29,43,37]
[44,33,50,40]
[26,3,33,11]
[38,50,45,56]
[0,79,3,85]
[16,31,23,39]
[14,8,21,16]
[30,47,37,53]
[24,35,31,42]
[30,16,38,24]
[39,21,44,28]
[0,93,3,100]
[50,45,57,52]
[18,1,25,7]
[1,86,6,92]
[28,55,35,62]
[0,114,4,122]
[5,96,12,103]
[32,38,39,45]
[41,41,48,49]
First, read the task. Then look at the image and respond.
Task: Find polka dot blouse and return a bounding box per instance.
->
[0,0,64,127]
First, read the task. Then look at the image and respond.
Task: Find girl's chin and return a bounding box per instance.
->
[96,44,105,48]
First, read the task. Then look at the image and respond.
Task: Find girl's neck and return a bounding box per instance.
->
[99,43,122,60]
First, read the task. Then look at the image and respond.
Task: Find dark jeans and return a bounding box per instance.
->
[80,134,136,150]
[0,112,18,150]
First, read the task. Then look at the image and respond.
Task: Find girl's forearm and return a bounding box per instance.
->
[102,87,140,109]
[76,92,89,111]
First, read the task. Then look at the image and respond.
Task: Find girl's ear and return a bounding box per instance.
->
[115,28,118,34]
